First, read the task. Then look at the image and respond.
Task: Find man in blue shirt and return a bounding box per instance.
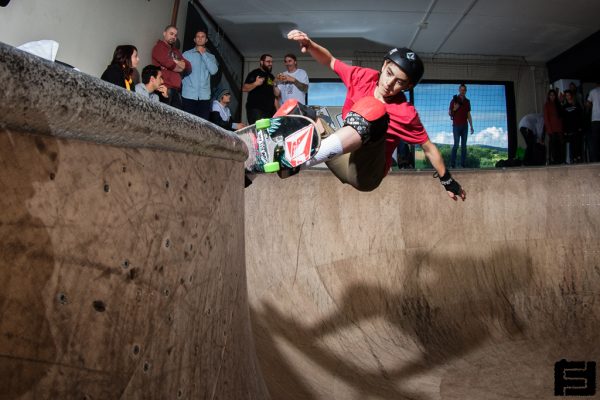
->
[182,29,218,119]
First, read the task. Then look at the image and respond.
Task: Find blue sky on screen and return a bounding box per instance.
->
[416,83,508,149]
[308,82,348,106]
[309,82,509,150]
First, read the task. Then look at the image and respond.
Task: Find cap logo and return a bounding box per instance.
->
[406,52,416,61]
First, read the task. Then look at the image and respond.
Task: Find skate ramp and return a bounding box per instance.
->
[245,166,600,400]
[0,42,268,400]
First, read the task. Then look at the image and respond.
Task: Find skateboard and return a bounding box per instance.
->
[236,114,320,174]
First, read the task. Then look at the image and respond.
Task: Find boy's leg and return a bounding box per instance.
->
[324,97,388,191]
[325,135,386,192]
[303,96,388,192]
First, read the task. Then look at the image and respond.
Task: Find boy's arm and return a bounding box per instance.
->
[422,140,446,177]
[287,30,336,71]
[422,140,466,201]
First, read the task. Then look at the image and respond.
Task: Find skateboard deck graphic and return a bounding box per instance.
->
[236,115,320,174]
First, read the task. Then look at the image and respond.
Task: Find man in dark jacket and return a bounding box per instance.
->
[151,25,191,109]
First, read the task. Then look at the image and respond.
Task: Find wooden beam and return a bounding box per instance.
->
[170,0,180,26]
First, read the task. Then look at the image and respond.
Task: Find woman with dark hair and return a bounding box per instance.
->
[544,89,563,164]
[101,45,139,91]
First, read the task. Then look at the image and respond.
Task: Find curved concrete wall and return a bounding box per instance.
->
[246,167,600,400]
[0,42,268,400]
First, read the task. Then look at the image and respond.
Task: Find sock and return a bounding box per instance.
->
[305,134,344,167]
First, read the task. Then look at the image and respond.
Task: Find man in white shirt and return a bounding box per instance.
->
[276,53,309,105]
[518,113,545,165]
[586,81,600,162]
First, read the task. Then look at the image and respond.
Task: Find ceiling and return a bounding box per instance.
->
[197,0,599,62]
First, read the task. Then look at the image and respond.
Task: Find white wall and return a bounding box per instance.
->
[0,0,187,77]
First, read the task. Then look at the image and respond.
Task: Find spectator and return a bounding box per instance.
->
[448,84,474,168]
[243,54,277,124]
[101,45,139,91]
[562,90,584,163]
[569,82,584,109]
[209,88,246,131]
[276,53,309,105]
[182,29,218,119]
[518,113,545,166]
[586,81,600,162]
[151,25,191,109]
[135,65,168,102]
[395,140,413,169]
[544,89,564,164]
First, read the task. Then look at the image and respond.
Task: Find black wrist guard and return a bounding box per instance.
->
[438,171,462,196]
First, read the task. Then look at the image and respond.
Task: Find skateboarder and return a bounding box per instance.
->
[286,29,466,200]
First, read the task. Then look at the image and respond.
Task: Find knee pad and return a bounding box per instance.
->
[343,97,388,144]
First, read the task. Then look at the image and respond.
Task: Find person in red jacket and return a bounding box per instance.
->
[287,29,465,200]
[151,25,191,110]
[448,84,474,168]
[101,45,139,91]
[544,89,564,164]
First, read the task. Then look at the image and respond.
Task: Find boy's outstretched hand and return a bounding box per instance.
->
[287,30,311,53]
[437,171,466,201]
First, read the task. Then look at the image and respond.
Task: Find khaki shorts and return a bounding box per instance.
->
[325,134,386,192]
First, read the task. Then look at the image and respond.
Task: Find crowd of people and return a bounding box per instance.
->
[98,25,466,199]
[97,24,599,198]
[100,25,309,131]
[519,81,600,166]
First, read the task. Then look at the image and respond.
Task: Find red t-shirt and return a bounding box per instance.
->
[333,59,429,172]
[449,96,471,126]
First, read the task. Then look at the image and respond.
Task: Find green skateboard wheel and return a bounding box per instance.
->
[263,162,280,173]
[256,118,271,130]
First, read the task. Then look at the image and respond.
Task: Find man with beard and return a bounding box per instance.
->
[285,29,465,200]
[243,54,278,124]
[151,25,191,109]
